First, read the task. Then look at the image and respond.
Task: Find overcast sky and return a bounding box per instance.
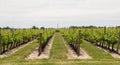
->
[0,0,120,28]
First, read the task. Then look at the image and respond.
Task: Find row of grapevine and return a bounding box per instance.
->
[37,29,55,56]
[60,27,120,54]
[82,27,120,53]
[0,28,55,54]
[61,29,83,55]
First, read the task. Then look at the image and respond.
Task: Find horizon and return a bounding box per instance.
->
[0,25,120,29]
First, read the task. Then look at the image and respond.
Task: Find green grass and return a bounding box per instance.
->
[81,41,114,60]
[50,33,68,60]
[0,33,120,65]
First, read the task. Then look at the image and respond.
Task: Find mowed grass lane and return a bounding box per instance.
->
[0,40,39,65]
[50,33,68,60]
[81,41,114,60]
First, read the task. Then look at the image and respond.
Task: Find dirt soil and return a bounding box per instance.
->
[26,35,54,60]
[0,40,36,58]
[62,37,92,59]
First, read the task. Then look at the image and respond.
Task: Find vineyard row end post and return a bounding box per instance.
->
[77,30,81,56]
[117,31,120,53]
[38,33,42,56]
[0,29,2,54]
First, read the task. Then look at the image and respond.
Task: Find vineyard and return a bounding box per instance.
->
[82,27,120,53]
[60,27,120,58]
[0,28,55,55]
[0,27,120,65]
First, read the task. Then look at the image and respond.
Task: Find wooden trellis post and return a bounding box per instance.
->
[38,33,42,56]
[91,27,93,34]
[10,28,15,49]
[104,26,106,34]
[0,28,2,54]
[77,30,81,56]
[117,31,120,53]
[116,27,117,31]
[102,26,106,47]
[46,29,48,38]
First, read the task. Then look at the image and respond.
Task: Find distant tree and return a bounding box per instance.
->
[31,26,39,29]
[69,25,97,29]
[117,26,120,28]
[40,27,45,30]
[88,25,97,28]
[81,26,97,28]
[3,26,10,29]
[69,26,79,29]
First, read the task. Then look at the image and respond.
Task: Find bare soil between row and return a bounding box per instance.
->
[26,35,55,60]
[26,34,92,60]
[62,37,92,59]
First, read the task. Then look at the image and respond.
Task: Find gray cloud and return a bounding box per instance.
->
[0,0,120,28]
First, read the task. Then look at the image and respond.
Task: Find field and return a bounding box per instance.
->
[0,28,120,65]
[1,0,120,65]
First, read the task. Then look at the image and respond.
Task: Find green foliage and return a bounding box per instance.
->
[1,29,42,47]
[61,28,120,50]
[82,28,119,50]
[37,29,55,49]
[61,29,83,45]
